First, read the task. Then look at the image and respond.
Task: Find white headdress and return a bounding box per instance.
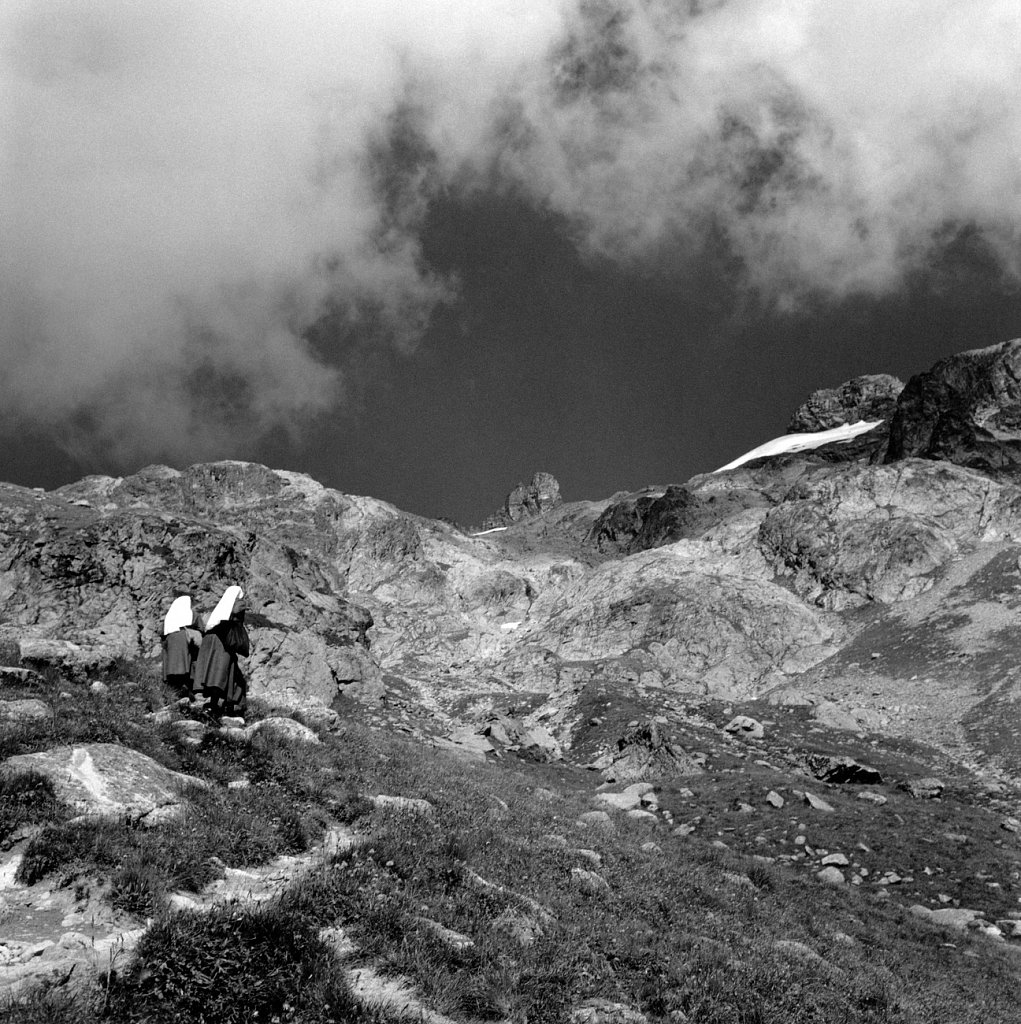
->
[205,585,244,631]
[163,595,193,635]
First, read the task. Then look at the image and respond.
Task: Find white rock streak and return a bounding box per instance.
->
[713,420,883,473]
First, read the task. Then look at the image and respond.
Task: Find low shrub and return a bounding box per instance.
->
[0,769,64,842]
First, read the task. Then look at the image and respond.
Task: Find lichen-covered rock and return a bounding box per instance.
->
[1,743,206,823]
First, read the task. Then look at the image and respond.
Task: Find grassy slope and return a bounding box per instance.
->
[2,662,1021,1023]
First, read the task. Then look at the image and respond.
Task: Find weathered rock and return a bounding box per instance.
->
[0,699,52,725]
[484,472,562,528]
[595,783,655,812]
[592,719,703,782]
[811,701,867,732]
[17,639,118,683]
[765,790,784,808]
[910,906,985,930]
[803,792,835,812]
[482,714,561,761]
[577,810,614,829]
[246,717,321,746]
[0,466,381,713]
[586,485,760,555]
[805,754,883,785]
[523,546,835,698]
[371,794,435,816]
[887,339,1021,479]
[787,374,904,463]
[816,866,846,885]
[724,715,764,740]
[1,743,205,823]
[898,777,945,799]
[570,867,610,895]
[758,460,1021,609]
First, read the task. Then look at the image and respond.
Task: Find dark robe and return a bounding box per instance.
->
[192,619,250,707]
[162,627,202,692]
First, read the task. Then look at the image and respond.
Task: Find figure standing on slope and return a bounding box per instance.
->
[161,593,202,700]
[192,584,250,721]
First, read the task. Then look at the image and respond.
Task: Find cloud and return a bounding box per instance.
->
[3,0,1021,466]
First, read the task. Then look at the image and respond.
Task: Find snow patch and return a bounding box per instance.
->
[713,420,883,473]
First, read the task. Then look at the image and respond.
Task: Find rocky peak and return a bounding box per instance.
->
[484,471,562,528]
[783,373,904,464]
[886,338,1021,478]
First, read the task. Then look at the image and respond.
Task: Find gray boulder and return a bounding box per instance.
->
[2,743,206,824]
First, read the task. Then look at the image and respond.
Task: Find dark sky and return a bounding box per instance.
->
[10,190,1020,526]
[5,3,1021,525]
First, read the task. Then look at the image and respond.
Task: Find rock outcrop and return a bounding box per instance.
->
[483,472,562,528]
[787,373,904,463]
[1,744,206,825]
[887,339,1021,477]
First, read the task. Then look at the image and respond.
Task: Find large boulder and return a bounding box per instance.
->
[887,339,1021,478]
[2,743,206,824]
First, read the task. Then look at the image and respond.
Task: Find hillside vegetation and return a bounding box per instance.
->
[2,658,1021,1023]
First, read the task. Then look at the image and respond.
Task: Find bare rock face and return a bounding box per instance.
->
[586,485,765,555]
[758,460,1021,609]
[2,743,206,824]
[887,339,1021,477]
[787,374,904,463]
[520,544,835,697]
[0,467,382,708]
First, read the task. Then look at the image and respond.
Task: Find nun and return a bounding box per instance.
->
[161,594,202,698]
[192,584,250,719]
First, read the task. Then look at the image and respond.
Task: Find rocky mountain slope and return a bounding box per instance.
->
[5,340,1021,779]
[7,339,1021,1020]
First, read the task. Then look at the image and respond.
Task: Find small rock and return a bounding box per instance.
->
[816,867,845,886]
[627,809,658,823]
[246,717,321,746]
[804,792,835,812]
[0,699,52,725]
[371,795,435,816]
[821,853,850,867]
[898,777,945,799]
[672,824,696,837]
[577,811,614,829]
[765,791,785,808]
[641,842,663,854]
[89,681,109,696]
[724,716,764,740]
[570,868,610,896]
[856,791,887,805]
[1001,818,1021,833]
[573,848,602,868]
